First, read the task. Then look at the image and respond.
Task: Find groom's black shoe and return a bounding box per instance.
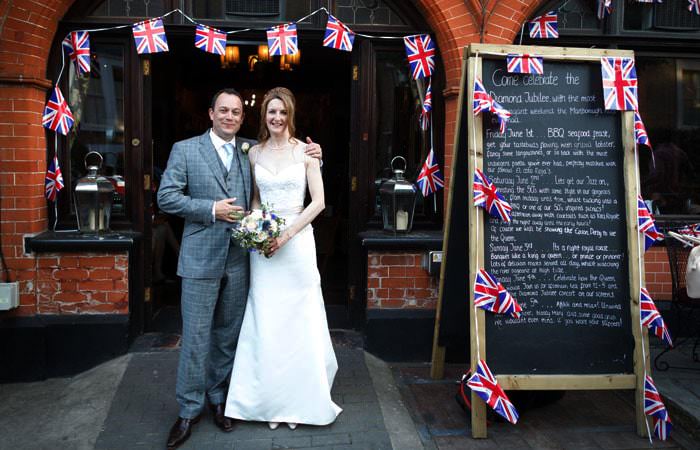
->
[210,403,235,432]
[166,414,201,449]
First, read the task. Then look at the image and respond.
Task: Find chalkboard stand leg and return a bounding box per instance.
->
[471,394,487,438]
[430,345,445,379]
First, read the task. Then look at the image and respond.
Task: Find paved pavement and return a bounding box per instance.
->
[0,331,698,449]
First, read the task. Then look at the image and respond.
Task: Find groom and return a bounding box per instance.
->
[158,88,322,449]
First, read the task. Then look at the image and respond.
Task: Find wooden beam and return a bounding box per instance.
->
[468,43,635,61]
[496,374,637,390]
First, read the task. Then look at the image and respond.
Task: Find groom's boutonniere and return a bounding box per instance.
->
[241,142,250,154]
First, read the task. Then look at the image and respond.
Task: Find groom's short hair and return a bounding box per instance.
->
[210,88,244,110]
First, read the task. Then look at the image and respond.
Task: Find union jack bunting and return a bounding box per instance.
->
[132,18,169,54]
[654,416,672,441]
[45,155,64,202]
[403,34,436,80]
[473,78,492,115]
[601,57,638,111]
[640,288,673,347]
[323,15,355,52]
[416,149,444,197]
[474,269,522,318]
[474,168,512,222]
[62,31,91,75]
[597,0,613,20]
[638,195,663,251]
[42,86,74,136]
[420,80,432,131]
[490,100,511,134]
[634,112,651,148]
[506,54,543,75]
[690,0,700,15]
[645,374,672,440]
[644,375,669,420]
[267,23,298,56]
[529,11,559,39]
[467,359,519,424]
[194,24,226,56]
[678,223,700,238]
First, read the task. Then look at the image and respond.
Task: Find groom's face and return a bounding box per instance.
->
[209,93,244,142]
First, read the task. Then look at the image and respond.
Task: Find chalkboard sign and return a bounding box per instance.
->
[482,58,634,375]
[431,44,648,439]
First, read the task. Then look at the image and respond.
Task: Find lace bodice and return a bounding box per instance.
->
[255,162,307,216]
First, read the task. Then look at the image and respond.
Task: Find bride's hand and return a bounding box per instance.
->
[265,233,290,257]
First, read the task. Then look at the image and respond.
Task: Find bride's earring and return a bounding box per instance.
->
[268,422,280,430]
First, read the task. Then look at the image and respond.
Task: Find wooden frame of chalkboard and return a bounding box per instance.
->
[431,44,649,438]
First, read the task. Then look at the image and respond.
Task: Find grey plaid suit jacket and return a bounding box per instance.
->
[157,131,256,279]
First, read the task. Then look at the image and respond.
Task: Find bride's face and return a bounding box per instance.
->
[265,99,288,136]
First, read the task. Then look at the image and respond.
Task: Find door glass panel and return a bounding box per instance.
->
[372,49,429,219]
[67,43,127,216]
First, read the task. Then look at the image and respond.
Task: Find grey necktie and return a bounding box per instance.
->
[222,143,234,171]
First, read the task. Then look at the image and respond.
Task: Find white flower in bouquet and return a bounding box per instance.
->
[230,203,286,257]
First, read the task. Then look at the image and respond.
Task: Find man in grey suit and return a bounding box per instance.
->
[158,88,321,449]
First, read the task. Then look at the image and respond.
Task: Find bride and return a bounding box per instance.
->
[224,87,342,429]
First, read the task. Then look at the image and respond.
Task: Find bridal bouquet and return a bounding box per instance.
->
[231,204,285,256]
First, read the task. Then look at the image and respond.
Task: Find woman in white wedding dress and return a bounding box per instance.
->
[224,87,342,429]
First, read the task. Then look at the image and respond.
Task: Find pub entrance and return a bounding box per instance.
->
[147,34,352,330]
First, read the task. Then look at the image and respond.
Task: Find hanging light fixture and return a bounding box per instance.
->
[220,45,240,69]
[257,44,269,62]
[279,50,300,71]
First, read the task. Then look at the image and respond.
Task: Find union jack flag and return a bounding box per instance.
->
[474,168,512,222]
[474,269,522,318]
[634,112,651,148]
[45,155,64,202]
[416,149,444,197]
[529,11,559,39]
[690,0,700,15]
[597,0,613,20]
[267,23,298,56]
[678,223,700,238]
[62,31,90,75]
[42,86,74,136]
[194,24,226,56]
[404,34,436,80]
[654,417,672,441]
[473,78,492,115]
[638,195,663,251]
[323,15,355,52]
[601,57,638,111]
[644,375,673,440]
[490,100,511,134]
[640,288,673,347]
[467,359,519,424]
[420,80,432,131]
[506,54,543,75]
[132,18,169,54]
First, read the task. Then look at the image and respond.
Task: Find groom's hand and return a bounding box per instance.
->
[303,137,322,160]
[215,198,244,223]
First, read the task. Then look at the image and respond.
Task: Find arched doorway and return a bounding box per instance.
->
[49,0,443,332]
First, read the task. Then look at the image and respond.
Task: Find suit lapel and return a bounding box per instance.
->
[236,139,251,209]
[198,132,228,194]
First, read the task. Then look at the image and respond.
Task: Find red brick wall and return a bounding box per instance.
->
[645,246,672,301]
[6,252,129,316]
[367,251,438,309]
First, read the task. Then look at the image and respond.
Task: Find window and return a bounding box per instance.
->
[527,1,700,218]
[62,41,128,220]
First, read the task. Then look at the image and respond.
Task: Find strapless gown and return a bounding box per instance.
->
[224,161,342,425]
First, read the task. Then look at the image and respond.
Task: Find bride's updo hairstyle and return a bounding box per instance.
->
[258,87,297,144]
